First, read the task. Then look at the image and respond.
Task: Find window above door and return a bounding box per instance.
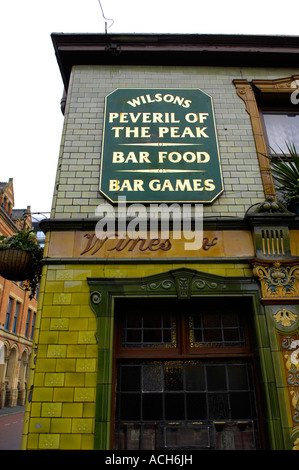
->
[115,297,252,357]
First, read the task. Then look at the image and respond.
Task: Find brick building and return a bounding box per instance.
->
[22,33,299,450]
[0,178,38,408]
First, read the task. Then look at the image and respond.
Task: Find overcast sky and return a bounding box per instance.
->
[1,0,299,217]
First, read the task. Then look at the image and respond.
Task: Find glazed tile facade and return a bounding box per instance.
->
[22,34,299,450]
[53,65,275,218]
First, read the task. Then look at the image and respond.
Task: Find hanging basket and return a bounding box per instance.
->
[0,249,32,281]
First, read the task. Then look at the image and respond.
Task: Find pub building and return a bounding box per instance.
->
[22,33,299,450]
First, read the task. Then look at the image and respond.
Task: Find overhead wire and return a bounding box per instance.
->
[97,0,114,32]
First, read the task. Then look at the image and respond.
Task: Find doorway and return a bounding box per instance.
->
[113,297,262,450]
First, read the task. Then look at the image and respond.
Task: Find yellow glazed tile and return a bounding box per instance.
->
[30,403,41,417]
[44,281,64,293]
[26,433,39,450]
[56,269,74,280]
[60,305,80,317]
[83,402,96,418]
[81,434,94,450]
[40,318,51,331]
[78,331,97,344]
[244,268,253,276]
[60,434,82,450]
[74,387,95,402]
[29,417,51,433]
[64,281,83,292]
[51,418,72,433]
[79,305,95,317]
[50,318,69,330]
[44,373,65,387]
[69,318,88,331]
[76,358,97,372]
[226,268,246,276]
[33,373,45,387]
[47,345,67,358]
[35,359,56,372]
[72,418,93,434]
[62,403,83,418]
[73,269,92,280]
[32,387,53,402]
[42,306,61,317]
[67,345,87,358]
[53,388,74,402]
[58,331,78,344]
[39,434,60,449]
[43,293,54,305]
[88,317,97,330]
[47,264,66,270]
[41,403,62,417]
[85,372,97,387]
[65,372,85,387]
[53,293,72,304]
[86,344,98,358]
[56,358,76,372]
[39,331,59,345]
[71,293,89,305]
[45,269,57,281]
[207,267,226,276]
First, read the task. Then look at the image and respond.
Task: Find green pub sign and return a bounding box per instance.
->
[100,89,223,203]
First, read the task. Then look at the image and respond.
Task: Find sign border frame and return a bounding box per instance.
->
[99,88,224,204]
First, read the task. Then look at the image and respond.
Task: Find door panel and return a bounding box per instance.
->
[113,297,261,450]
[114,360,259,450]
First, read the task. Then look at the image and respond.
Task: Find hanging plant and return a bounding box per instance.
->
[264,142,299,211]
[0,230,43,299]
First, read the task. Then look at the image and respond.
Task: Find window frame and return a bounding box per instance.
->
[233,74,299,200]
[5,297,13,330]
[12,301,21,333]
[115,297,253,360]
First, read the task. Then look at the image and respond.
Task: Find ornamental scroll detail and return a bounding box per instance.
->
[140,271,227,299]
[252,262,299,298]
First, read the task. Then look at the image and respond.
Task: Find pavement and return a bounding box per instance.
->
[0,406,25,450]
[0,405,25,417]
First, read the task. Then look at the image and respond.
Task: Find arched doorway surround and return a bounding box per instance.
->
[88,267,276,450]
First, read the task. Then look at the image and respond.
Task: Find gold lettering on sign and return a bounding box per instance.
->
[79,233,218,256]
[202,237,218,251]
[80,233,171,256]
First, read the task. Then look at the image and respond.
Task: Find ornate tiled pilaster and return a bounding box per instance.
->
[274,315,299,449]
[247,199,299,448]
[251,259,299,448]
[248,200,299,304]
[279,334,299,426]
[247,201,299,302]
